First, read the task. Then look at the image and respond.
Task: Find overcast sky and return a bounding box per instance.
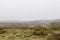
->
[0,0,60,21]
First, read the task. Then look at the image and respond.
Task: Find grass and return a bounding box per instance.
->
[0,25,60,40]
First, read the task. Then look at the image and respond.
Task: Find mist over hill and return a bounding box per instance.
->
[0,19,60,27]
[0,19,60,23]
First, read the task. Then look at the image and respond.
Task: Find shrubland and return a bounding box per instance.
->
[0,23,60,40]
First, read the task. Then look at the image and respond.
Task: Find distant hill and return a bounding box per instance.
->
[0,19,60,27]
[0,19,60,24]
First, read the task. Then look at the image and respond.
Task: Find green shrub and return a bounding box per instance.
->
[0,27,6,34]
[33,28,48,36]
[45,36,56,40]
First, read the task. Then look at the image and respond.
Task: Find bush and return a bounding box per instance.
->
[0,27,6,34]
[0,30,6,34]
[51,34,60,40]
[45,36,56,40]
[33,28,48,36]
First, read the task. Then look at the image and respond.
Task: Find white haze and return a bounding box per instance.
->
[0,0,60,21]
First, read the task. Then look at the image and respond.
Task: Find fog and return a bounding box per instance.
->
[0,0,60,21]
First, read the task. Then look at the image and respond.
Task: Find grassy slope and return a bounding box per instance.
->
[0,27,60,40]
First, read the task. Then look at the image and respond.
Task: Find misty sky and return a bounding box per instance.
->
[0,0,60,21]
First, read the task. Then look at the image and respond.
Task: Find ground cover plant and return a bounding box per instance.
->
[0,24,60,40]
